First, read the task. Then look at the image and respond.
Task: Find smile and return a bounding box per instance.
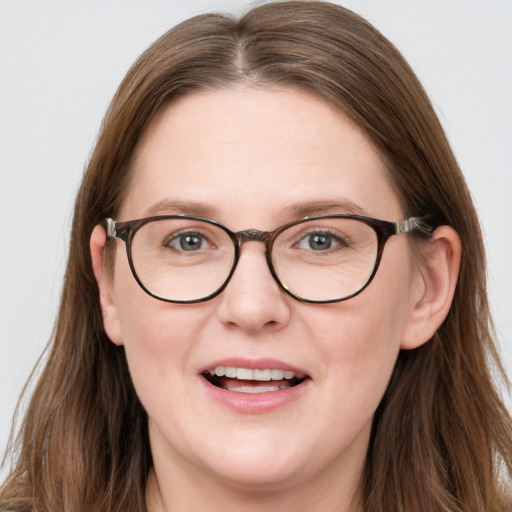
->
[203,366,307,394]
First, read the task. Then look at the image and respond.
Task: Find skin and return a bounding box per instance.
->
[91,87,461,512]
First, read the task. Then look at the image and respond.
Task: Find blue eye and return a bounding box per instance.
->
[305,233,332,250]
[168,232,208,252]
[295,231,348,251]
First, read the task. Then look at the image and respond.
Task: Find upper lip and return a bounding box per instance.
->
[198,357,309,378]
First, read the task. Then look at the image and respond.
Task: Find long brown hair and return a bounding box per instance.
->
[1,2,511,511]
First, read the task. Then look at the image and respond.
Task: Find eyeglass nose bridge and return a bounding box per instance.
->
[234,229,273,247]
[226,228,284,295]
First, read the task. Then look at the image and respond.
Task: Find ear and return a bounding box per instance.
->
[90,224,123,346]
[401,225,461,350]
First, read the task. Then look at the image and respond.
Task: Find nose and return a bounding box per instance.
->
[216,243,292,334]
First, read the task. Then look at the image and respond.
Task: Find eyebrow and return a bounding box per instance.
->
[145,199,217,218]
[282,200,369,218]
[144,198,369,220]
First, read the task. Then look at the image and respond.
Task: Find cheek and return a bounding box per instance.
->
[310,252,415,418]
[112,289,215,450]
[315,263,412,361]
[110,255,198,390]
[312,296,403,403]
[114,292,199,373]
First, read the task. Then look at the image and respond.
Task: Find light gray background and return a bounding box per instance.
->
[1,0,511,466]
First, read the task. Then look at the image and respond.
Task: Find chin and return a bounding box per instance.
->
[192,426,312,491]
[208,456,304,493]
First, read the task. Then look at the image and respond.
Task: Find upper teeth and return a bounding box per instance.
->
[208,367,297,381]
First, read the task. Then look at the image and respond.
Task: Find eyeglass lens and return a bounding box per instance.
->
[129,217,379,303]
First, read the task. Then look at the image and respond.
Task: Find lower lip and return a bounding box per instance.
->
[200,376,311,414]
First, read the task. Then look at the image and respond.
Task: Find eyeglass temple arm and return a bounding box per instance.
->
[105,218,117,238]
[105,218,130,242]
[395,217,433,236]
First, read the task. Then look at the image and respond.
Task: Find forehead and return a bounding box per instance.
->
[122,86,402,225]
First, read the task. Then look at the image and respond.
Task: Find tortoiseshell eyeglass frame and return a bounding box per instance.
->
[104,214,433,304]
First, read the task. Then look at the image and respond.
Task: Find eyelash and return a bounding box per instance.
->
[164,230,213,251]
[294,229,350,251]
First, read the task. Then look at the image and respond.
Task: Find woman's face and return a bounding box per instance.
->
[100,87,425,500]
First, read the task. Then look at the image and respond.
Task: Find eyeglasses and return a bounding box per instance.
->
[105,214,431,304]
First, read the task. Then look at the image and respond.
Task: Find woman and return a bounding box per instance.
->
[1,1,511,511]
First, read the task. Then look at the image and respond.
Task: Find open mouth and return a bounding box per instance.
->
[202,366,308,394]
